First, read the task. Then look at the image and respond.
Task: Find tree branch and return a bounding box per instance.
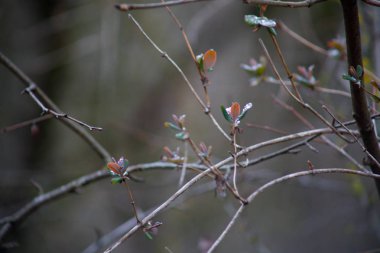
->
[0,51,111,162]
[207,168,380,252]
[115,0,210,11]
[340,0,380,194]
[362,0,380,7]
[243,0,327,8]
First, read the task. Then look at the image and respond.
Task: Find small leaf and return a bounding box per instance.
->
[240,63,265,77]
[238,103,253,121]
[267,27,277,36]
[107,162,121,175]
[175,131,189,140]
[244,15,276,28]
[196,53,204,72]
[221,106,233,123]
[144,232,153,240]
[164,122,181,131]
[123,159,129,168]
[342,74,357,82]
[111,177,123,184]
[203,49,217,72]
[356,65,363,78]
[230,102,241,122]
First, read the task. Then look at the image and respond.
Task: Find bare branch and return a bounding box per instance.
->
[278,21,380,84]
[128,14,232,142]
[103,126,359,252]
[0,114,53,134]
[115,0,211,11]
[0,51,111,162]
[340,0,380,194]
[207,168,380,252]
[362,0,380,7]
[243,0,327,8]
[0,52,102,132]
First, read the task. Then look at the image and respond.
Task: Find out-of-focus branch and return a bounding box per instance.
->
[0,114,53,134]
[259,39,356,144]
[273,96,366,171]
[243,0,327,8]
[115,0,210,11]
[207,168,380,252]
[82,182,216,253]
[0,51,111,162]
[362,0,380,7]
[340,0,380,194]
[278,21,380,84]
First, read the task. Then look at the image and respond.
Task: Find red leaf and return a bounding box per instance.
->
[203,49,217,71]
[107,162,121,174]
[230,102,241,121]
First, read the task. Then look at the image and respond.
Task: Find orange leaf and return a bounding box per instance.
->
[203,49,217,71]
[230,102,241,121]
[107,162,121,174]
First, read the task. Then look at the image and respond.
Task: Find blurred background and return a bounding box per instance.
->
[1,0,380,252]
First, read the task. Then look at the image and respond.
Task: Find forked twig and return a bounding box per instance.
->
[0,51,111,162]
[278,21,380,84]
[259,39,358,144]
[104,126,359,252]
[127,14,232,142]
[273,95,366,171]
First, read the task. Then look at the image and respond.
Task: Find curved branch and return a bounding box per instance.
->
[243,0,327,8]
[362,0,380,6]
[115,0,210,11]
[103,127,362,252]
[207,168,380,252]
[0,123,366,246]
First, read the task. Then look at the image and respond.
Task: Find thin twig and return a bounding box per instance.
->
[82,182,216,253]
[179,141,188,186]
[278,20,380,84]
[245,122,288,135]
[322,105,380,170]
[128,14,232,142]
[273,95,366,171]
[123,181,142,224]
[0,124,366,245]
[0,51,111,162]
[0,114,53,134]
[264,76,352,98]
[259,39,357,143]
[115,0,211,11]
[0,52,102,132]
[243,0,327,7]
[362,0,380,7]
[103,126,360,252]
[269,33,303,102]
[162,1,211,107]
[207,168,380,252]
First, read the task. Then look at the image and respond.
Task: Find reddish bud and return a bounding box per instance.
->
[107,162,121,175]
